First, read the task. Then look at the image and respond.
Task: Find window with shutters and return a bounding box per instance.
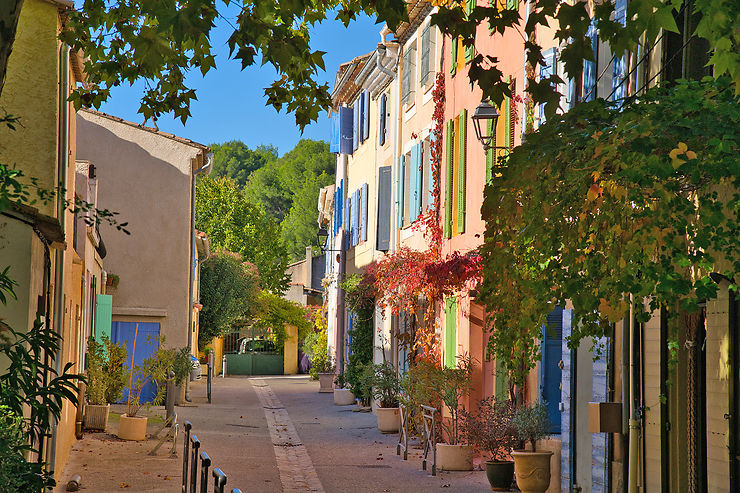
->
[538,49,556,127]
[421,138,431,211]
[401,42,416,106]
[420,24,436,87]
[463,0,475,63]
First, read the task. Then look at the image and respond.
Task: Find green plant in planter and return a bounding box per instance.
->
[86,335,128,405]
[461,398,516,461]
[439,355,475,445]
[372,362,400,408]
[170,347,192,387]
[512,402,551,451]
[399,359,445,438]
[334,371,347,389]
[350,363,374,406]
[307,315,334,379]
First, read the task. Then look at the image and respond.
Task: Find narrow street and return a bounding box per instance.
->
[57,376,491,492]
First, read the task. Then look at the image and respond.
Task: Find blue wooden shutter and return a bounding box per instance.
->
[363,91,370,141]
[427,141,435,210]
[397,155,405,228]
[541,307,563,433]
[409,146,418,222]
[339,107,353,154]
[584,20,598,102]
[379,94,386,145]
[352,102,359,152]
[333,186,339,234]
[414,142,423,220]
[612,0,627,105]
[345,195,351,249]
[539,48,556,125]
[353,190,360,246]
[361,183,368,242]
[359,93,366,142]
[376,167,391,250]
[329,111,340,153]
[456,109,466,234]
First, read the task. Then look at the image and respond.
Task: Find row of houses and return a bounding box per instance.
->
[0,0,210,480]
[318,2,735,492]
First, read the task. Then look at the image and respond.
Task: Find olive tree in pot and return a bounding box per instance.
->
[84,335,127,431]
[372,362,400,432]
[461,398,517,491]
[511,402,553,493]
[436,356,475,471]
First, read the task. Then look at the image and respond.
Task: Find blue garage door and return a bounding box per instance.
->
[111,321,160,404]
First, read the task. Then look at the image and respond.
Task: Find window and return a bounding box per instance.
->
[401,42,416,105]
[420,24,436,87]
[445,297,458,368]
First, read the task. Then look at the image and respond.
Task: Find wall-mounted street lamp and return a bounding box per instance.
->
[316,226,343,254]
[471,101,509,154]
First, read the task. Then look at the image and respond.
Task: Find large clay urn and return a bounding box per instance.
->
[511,450,553,493]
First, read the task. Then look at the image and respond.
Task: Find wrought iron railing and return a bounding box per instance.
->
[182,421,241,493]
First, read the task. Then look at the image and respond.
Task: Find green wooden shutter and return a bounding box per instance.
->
[464,0,474,62]
[504,95,511,151]
[445,297,458,368]
[444,120,454,238]
[450,37,458,75]
[95,294,113,343]
[486,118,494,182]
[397,155,405,228]
[507,0,519,9]
[495,366,509,401]
[456,109,466,235]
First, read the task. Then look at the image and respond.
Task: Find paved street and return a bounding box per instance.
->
[57,375,492,492]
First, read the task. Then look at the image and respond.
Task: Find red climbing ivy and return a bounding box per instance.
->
[366,70,482,357]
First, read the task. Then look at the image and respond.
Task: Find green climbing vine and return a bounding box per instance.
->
[479,78,740,386]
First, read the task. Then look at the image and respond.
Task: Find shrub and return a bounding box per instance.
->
[461,398,516,461]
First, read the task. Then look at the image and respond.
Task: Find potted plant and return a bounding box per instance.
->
[307,322,335,392]
[333,371,355,405]
[461,398,517,491]
[511,402,553,493]
[352,362,374,407]
[84,335,128,431]
[436,356,475,471]
[372,362,400,433]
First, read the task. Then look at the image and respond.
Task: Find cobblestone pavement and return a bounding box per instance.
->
[57,375,493,492]
[251,378,324,492]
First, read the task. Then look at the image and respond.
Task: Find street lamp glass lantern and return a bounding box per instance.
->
[316,226,329,251]
[471,101,500,151]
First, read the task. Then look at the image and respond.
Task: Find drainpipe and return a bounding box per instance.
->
[622,305,630,490]
[48,42,70,476]
[569,342,580,492]
[375,45,396,78]
[186,152,212,400]
[627,295,640,493]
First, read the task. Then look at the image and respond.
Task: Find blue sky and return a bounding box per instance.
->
[96,9,383,155]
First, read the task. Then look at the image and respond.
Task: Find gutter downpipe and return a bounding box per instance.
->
[622,304,630,491]
[48,42,70,476]
[628,294,640,493]
[186,152,212,399]
[570,334,580,492]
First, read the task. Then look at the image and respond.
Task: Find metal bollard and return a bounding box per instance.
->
[222,354,227,377]
[182,421,192,493]
[189,435,200,493]
[165,370,176,425]
[212,468,227,493]
[199,451,211,493]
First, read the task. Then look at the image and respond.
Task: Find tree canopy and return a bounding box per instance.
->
[245,139,335,260]
[209,141,277,188]
[198,250,260,349]
[195,175,290,293]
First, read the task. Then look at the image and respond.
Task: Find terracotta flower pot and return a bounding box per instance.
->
[485,460,515,491]
[333,388,355,405]
[511,450,553,493]
[318,373,334,393]
[436,443,474,471]
[84,404,110,431]
[376,407,399,433]
[117,414,148,441]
